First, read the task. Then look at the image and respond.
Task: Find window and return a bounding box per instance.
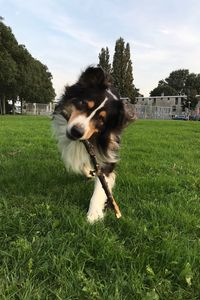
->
[175,97,179,105]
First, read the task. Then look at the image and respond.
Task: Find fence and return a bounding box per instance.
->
[23,102,188,119]
[134,105,182,119]
[24,103,54,115]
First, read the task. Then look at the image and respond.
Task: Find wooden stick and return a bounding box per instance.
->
[82,140,122,219]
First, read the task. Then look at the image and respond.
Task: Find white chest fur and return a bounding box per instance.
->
[52,114,92,175]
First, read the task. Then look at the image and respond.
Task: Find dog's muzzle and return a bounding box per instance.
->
[67,125,84,140]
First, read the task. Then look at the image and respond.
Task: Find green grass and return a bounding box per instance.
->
[0,116,200,300]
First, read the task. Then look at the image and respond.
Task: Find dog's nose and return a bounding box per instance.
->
[69,125,84,140]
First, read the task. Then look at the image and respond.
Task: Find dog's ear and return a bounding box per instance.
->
[121,99,136,127]
[107,99,136,131]
[78,66,110,89]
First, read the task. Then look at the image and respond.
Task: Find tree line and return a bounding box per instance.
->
[98,37,141,103]
[0,18,55,114]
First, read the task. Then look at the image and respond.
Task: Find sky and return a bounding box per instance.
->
[1,0,200,98]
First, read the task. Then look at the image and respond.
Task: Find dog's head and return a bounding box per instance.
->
[57,66,135,140]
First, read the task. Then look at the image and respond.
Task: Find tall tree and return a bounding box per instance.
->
[98,47,111,74]
[112,37,126,96]
[124,43,137,100]
[112,37,138,102]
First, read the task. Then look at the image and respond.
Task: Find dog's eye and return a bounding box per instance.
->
[75,99,87,109]
[79,99,86,105]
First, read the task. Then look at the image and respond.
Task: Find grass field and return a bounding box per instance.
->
[0,116,200,300]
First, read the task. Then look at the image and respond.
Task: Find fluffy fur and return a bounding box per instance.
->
[52,66,135,222]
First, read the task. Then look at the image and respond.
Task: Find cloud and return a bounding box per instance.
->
[51,16,104,50]
[8,0,104,49]
[132,40,154,49]
[159,28,170,35]
[158,26,200,47]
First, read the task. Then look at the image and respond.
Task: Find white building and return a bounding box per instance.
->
[135,95,187,119]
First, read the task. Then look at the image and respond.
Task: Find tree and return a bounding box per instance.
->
[112,37,126,96]
[124,43,138,101]
[98,47,111,74]
[165,69,189,94]
[150,80,178,96]
[185,73,200,109]
[26,59,55,104]
[112,37,138,102]
[13,45,33,112]
[0,21,18,114]
[0,20,55,114]
[151,69,200,109]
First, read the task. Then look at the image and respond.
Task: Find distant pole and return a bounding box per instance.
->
[188,101,191,115]
[2,96,6,115]
[34,103,37,115]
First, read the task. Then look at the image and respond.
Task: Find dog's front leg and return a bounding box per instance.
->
[87,172,115,223]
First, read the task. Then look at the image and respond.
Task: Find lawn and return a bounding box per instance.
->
[0,116,200,300]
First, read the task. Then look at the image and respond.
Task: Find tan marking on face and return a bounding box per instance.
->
[82,120,99,140]
[99,110,107,119]
[87,100,95,109]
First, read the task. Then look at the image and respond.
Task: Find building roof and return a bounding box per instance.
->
[136,95,187,99]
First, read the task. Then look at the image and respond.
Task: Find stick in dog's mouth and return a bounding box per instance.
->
[82,140,122,219]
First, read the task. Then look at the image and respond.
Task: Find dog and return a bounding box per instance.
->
[52,66,135,223]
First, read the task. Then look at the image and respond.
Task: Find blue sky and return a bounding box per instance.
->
[1,0,200,97]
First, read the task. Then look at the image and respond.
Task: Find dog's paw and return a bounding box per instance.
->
[87,210,104,224]
[82,164,95,179]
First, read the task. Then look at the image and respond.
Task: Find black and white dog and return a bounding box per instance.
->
[52,66,135,223]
